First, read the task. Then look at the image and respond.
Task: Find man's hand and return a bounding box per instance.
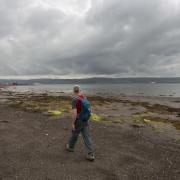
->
[72,123,75,130]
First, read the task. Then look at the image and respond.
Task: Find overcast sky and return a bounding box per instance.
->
[0,0,180,79]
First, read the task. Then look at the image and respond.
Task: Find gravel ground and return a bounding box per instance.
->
[0,104,180,180]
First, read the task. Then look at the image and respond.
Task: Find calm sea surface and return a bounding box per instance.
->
[4,83,180,97]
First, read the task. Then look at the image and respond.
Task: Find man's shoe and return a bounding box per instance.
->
[65,144,74,152]
[86,153,95,161]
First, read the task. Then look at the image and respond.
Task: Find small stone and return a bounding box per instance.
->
[131,123,145,128]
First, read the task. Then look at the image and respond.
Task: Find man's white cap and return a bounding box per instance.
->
[73,85,81,93]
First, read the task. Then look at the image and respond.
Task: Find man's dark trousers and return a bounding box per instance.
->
[68,119,93,153]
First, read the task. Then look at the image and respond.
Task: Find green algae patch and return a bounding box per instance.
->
[172,121,180,130]
[47,108,68,116]
[142,116,180,130]
[90,114,111,123]
[48,110,63,116]
[143,119,151,123]
[130,115,145,128]
[6,95,72,114]
[146,104,180,115]
[91,113,123,124]
[132,114,144,123]
[91,113,102,122]
[131,102,180,115]
[132,114,180,131]
[100,117,114,123]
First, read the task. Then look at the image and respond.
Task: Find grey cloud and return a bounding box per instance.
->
[0,0,180,78]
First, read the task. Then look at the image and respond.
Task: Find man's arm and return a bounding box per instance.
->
[71,108,77,130]
[71,98,77,130]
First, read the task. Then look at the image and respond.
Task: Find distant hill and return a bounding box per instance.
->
[1,77,180,85]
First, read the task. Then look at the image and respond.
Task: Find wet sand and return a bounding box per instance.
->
[0,92,180,180]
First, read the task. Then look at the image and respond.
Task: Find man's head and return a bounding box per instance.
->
[73,85,81,94]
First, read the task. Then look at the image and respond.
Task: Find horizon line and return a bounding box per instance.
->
[1,76,180,80]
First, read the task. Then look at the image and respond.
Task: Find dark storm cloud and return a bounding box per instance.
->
[0,0,180,78]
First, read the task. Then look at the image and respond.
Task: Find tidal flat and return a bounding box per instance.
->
[0,92,180,179]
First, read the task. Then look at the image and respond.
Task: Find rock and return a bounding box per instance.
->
[63,127,68,130]
[0,120,9,123]
[131,123,145,128]
[42,112,52,116]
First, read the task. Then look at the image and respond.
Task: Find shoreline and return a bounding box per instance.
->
[2,82,180,98]
[1,91,180,136]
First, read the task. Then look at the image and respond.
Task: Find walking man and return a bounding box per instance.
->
[66,85,95,161]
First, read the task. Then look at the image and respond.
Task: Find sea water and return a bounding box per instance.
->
[4,83,180,97]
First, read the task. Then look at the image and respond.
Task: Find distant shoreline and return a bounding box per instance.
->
[1,77,180,86]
